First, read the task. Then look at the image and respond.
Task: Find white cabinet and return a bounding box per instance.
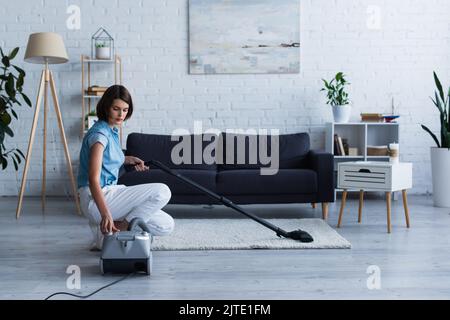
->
[338,162,412,192]
[336,161,412,233]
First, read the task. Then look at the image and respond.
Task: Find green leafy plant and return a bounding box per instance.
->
[95,42,109,48]
[421,72,450,149]
[0,46,32,171]
[321,72,350,106]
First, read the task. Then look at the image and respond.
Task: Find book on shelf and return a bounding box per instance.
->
[334,134,341,155]
[342,138,349,156]
[88,86,108,92]
[338,136,346,156]
[334,134,348,156]
[360,113,384,122]
[334,134,352,156]
[85,90,104,96]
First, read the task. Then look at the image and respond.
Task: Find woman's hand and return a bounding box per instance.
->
[100,213,119,234]
[125,156,149,172]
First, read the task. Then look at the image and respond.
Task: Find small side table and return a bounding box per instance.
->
[337,161,413,233]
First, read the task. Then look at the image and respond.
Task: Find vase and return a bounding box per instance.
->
[430,147,450,207]
[88,116,98,129]
[95,47,111,60]
[332,104,352,123]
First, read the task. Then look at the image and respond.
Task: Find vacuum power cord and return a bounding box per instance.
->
[44,273,135,300]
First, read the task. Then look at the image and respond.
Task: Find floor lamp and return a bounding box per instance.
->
[16,32,81,219]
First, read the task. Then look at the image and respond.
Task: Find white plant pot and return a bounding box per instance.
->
[332,104,352,123]
[430,147,450,208]
[95,47,111,60]
[87,115,98,129]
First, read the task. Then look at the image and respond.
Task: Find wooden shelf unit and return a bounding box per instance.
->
[81,55,123,143]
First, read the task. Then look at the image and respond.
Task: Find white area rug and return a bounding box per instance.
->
[152,218,351,250]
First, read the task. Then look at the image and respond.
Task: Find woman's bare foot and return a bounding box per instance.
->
[114,220,129,231]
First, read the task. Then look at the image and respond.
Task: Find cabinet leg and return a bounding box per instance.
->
[337,190,347,228]
[358,190,364,223]
[402,190,410,228]
[311,203,316,209]
[386,192,392,233]
[321,203,329,220]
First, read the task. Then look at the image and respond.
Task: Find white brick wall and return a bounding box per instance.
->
[0,0,449,196]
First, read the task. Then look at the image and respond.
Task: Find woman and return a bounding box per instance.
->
[77,85,174,250]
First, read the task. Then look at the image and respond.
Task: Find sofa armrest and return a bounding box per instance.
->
[307,150,334,202]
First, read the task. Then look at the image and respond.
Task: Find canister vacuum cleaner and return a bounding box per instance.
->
[100,217,153,275]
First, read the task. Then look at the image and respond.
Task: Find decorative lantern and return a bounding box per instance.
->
[91,27,114,60]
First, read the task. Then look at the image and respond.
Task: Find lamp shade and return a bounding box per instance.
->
[24,32,69,64]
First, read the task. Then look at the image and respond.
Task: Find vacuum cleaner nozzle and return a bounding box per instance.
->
[285,230,314,243]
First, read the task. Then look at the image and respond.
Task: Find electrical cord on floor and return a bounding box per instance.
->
[44,272,135,300]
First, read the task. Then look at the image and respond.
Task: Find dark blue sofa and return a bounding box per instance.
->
[118,132,334,219]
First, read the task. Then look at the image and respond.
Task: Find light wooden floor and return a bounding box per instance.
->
[1,195,450,300]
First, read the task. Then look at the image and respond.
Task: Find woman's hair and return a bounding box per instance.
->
[96,85,133,121]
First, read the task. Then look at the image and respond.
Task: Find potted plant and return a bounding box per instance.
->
[95,42,111,60]
[85,110,98,130]
[0,46,32,171]
[421,72,450,208]
[321,72,352,123]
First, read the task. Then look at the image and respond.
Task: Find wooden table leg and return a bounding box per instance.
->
[386,192,392,233]
[337,190,347,228]
[358,190,364,223]
[311,203,316,209]
[322,203,329,220]
[402,190,410,228]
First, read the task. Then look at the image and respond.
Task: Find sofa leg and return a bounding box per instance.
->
[322,203,329,220]
[311,203,316,209]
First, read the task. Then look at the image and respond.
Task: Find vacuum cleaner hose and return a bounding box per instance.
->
[128,217,151,233]
[144,159,314,243]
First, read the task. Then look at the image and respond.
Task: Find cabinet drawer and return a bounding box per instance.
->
[338,165,391,190]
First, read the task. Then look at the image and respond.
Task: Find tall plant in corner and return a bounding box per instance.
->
[421,72,450,148]
[321,72,352,123]
[0,47,32,171]
[421,72,450,208]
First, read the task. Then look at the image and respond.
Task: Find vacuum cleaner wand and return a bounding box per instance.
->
[145,160,313,243]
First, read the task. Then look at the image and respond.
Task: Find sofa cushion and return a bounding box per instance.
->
[217,169,317,195]
[126,133,217,170]
[217,132,310,170]
[118,169,217,195]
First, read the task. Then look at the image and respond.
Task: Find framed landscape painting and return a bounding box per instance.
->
[189,0,300,74]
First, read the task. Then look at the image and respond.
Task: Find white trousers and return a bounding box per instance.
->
[78,183,175,247]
